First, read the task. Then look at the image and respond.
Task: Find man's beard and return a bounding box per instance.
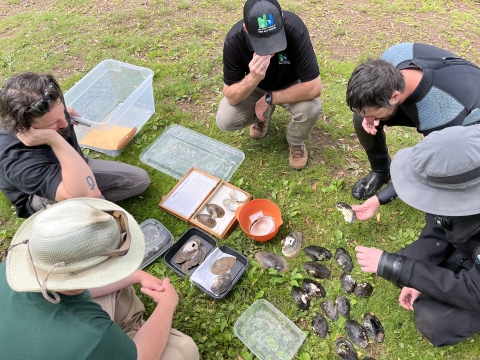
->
[57,126,71,140]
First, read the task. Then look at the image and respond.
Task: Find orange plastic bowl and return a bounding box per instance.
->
[235,199,283,242]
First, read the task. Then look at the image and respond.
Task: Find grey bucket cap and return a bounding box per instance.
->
[391,125,480,216]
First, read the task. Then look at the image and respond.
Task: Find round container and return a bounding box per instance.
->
[235,199,283,242]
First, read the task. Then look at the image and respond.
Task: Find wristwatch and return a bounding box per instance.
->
[265,92,273,105]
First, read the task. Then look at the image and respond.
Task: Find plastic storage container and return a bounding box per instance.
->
[64,60,155,156]
[139,219,174,269]
[163,227,248,299]
[234,299,306,360]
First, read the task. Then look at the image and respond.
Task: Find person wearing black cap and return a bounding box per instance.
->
[345,43,480,213]
[216,0,322,170]
[355,125,480,347]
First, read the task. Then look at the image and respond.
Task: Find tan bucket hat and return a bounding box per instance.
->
[4,198,144,303]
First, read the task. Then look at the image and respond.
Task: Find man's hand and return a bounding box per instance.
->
[66,107,81,125]
[16,127,62,147]
[355,246,383,273]
[351,196,381,221]
[138,272,164,292]
[141,277,178,307]
[248,53,272,83]
[399,287,421,311]
[255,97,273,121]
[362,118,380,135]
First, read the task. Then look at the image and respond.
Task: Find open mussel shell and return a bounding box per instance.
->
[281,232,303,258]
[229,190,248,203]
[312,313,328,338]
[335,337,358,360]
[304,245,332,261]
[303,278,326,298]
[340,273,356,294]
[335,202,356,223]
[249,216,275,236]
[335,247,354,272]
[175,238,202,264]
[321,299,338,321]
[345,320,369,349]
[205,203,225,218]
[211,273,232,295]
[303,261,331,279]
[196,214,216,228]
[254,252,289,272]
[181,244,207,273]
[210,256,236,275]
[336,295,351,319]
[291,286,310,311]
[354,282,374,298]
[222,198,239,211]
[364,313,385,343]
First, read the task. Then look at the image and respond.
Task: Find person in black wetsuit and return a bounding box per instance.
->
[346,43,480,220]
[356,125,480,346]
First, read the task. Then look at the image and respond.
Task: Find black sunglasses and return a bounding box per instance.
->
[27,82,58,117]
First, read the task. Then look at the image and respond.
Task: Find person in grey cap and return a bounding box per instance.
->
[355,125,480,347]
[216,0,322,170]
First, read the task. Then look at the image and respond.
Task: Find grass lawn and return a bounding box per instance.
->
[1,0,480,359]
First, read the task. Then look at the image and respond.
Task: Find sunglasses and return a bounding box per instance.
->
[27,82,59,117]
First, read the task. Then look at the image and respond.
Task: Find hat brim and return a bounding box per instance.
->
[6,198,145,292]
[249,28,287,56]
[391,148,480,216]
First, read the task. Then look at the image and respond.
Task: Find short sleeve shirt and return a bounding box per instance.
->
[222,11,320,90]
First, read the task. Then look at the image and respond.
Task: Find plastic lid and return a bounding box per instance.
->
[140,219,174,269]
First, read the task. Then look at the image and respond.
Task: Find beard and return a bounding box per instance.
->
[57,126,71,140]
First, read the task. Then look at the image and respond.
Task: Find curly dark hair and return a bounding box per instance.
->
[346,59,405,113]
[0,72,63,134]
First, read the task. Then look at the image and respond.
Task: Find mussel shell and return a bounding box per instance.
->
[345,320,369,349]
[303,261,331,279]
[175,238,202,263]
[291,286,310,311]
[321,299,338,321]
[363,357,376,360]
[304,245,332,261]
[254,252,289,272]
[210,256,236,275]
[312,313,328,338]
[196,214,216,228]
[229,190,247,203]
[181,244,207,273]
[364,313,385,343]
[336,295,351,319]
[354,282,374,298]
[205,203,225,218]
[336,202,356,223]
[340,273,357,294]
[303,278,326,298]
[335,337,358,360]
[211,273,232,295]
[222,198,239,211]
[335,248,354,272]
[281,232,303,258]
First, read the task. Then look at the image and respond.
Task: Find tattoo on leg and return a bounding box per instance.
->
[86,176,96,190]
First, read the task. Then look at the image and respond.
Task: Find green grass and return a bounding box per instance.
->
[1,1,480,359]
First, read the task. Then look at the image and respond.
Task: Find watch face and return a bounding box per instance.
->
[265,92,272,105]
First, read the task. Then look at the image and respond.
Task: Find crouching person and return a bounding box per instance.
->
[0,198,199,360]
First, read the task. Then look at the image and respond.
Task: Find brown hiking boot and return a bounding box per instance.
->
[249,118,269,139]
[289,143,308,170]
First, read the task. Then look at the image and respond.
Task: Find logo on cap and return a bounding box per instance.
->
[257,13,276,33]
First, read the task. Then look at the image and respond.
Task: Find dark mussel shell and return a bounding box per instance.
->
[181,244,207,273]
[205,203,225,218]
[312,313,328,338]
[303,278,326,298]
[363,357,376,360]
[291,286,310,311]
[336,202,356,224]
[336,295,351,319]
[335,248,354,272]
[303,261,331,279]
[196,214,216,228]
[345,320,369,349]
[211,273,232,295]
[254,252,289,272]
[340,273,357,294]
[175,237,202,264]
[281,232,303,258]
[335,337,358,360]
[364,313,385,343]
[354,282,374,298]
[321,299,338,321]
[210,256,236,275]
[304,245,332,261]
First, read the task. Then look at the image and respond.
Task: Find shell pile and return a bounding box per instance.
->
[174,237,207,273]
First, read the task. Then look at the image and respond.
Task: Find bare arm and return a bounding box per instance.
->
[271,76,322,104]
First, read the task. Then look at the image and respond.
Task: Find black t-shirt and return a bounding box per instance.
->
[0,108,85,218]
[222,11,320,90]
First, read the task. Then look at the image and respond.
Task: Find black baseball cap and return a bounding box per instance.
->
[243,0,287,56]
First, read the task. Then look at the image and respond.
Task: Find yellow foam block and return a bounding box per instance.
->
[80,126,137,151]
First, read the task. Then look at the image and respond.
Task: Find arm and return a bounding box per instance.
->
[269,76,321,105]
[88,270,163,298]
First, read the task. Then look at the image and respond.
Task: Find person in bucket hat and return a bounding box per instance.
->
[216,0,322,170]
[0,198,199,360]
[354,125,480,347]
